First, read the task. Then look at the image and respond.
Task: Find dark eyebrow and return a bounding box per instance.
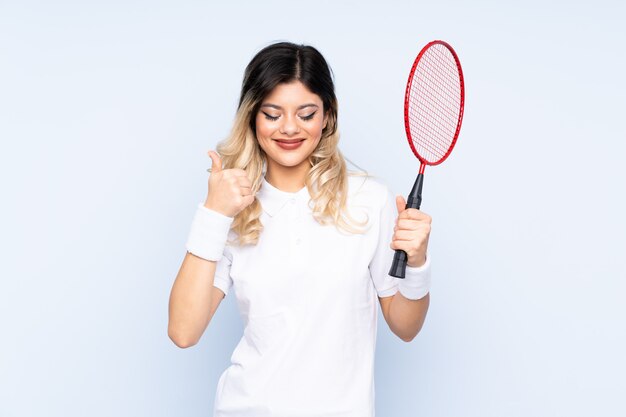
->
[260,103,319,110]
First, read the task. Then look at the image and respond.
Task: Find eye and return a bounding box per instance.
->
[300,111,317,121]
[262,112,279,121]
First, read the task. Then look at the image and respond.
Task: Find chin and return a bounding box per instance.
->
[273,156,309,168]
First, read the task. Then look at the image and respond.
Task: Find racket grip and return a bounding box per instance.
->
[389,249,410,278]
[388,173,423,278]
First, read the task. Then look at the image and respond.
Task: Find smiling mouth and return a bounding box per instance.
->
[273,138,305,143]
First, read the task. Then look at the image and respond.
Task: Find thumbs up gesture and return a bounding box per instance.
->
[389,195,432,268]
[203,151,256,218]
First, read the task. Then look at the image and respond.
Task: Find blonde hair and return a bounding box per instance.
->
[212,95,370,246]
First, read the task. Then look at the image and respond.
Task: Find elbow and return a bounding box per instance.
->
[400,334,416,343]
[399,325,424,343]
[390,320,423,343]
[168,327,199,349]
[172,337,197,349]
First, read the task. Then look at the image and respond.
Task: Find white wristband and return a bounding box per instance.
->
[185,203,234,261]
[397,254,431,300]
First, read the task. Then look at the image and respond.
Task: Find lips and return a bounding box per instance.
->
[274,138,305,150]
[274,138,305,143]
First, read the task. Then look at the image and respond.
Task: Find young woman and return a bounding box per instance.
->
[168,41,432,417]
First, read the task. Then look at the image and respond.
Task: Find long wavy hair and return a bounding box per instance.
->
[213,41,369,246]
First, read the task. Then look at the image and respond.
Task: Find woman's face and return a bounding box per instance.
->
[255,81,328,176]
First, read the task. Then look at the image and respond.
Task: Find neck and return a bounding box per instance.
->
[265,161,309,193]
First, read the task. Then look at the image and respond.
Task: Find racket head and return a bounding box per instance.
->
[404,40,465,167]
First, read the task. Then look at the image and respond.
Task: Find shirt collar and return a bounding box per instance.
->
[257,176,311,217]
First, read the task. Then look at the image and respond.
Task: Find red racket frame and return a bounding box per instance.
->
[404,40,465,174]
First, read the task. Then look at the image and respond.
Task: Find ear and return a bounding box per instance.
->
[323,111,329,130]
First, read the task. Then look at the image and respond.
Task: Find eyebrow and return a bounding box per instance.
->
[260,103,319,110]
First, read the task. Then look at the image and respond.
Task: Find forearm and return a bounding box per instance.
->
[168,252,217,347]
[169,201,234,347]
[389,291,430,342]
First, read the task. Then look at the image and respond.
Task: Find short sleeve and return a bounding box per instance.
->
[368,183,400,298]
[213,245,233,296]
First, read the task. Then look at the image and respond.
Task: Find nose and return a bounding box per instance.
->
[279,114,300,136]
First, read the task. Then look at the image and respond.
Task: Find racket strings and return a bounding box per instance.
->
[410,72,459,158]
[416,49,461,119]
[410,62,459,159]
[415,53,460,112]
[407,43,462,164]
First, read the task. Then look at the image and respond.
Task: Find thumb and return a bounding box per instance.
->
[207,150,222,173]
[395,195,406,215]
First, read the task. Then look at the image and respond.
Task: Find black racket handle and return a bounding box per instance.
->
[389,173,424,278]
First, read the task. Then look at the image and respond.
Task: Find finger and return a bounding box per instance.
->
[207,151,222,173]
[236,175,253,188]
[227,168,250,177]
[393,222,432,236]
[390,239,411,252]
[395,195,406,215]
[242,194,256,207]
[225,175,252,192]
[224,177,252,195]
[219,169,249,183]
[397,218,428,230]
[238,183,253,195]
[390,237,424,254]
[245,187,257,197]
[398,208,432,222]
[392,229,422,241]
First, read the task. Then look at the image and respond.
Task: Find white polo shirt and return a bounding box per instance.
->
[210,173,430,417]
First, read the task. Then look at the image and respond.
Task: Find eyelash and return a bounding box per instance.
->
[263,112,316,121]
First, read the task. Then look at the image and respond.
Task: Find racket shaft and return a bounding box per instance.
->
[389,173,423,278]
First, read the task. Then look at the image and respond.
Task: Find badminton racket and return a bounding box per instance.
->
[389,40,465,278]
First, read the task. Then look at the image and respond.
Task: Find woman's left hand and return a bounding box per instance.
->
[390,195,432,268]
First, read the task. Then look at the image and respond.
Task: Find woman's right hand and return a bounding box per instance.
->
[203,150,256,217]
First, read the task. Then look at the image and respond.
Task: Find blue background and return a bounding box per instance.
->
[1,0,625,416]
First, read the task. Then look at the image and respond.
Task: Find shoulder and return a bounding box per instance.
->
[346,172,394,210]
